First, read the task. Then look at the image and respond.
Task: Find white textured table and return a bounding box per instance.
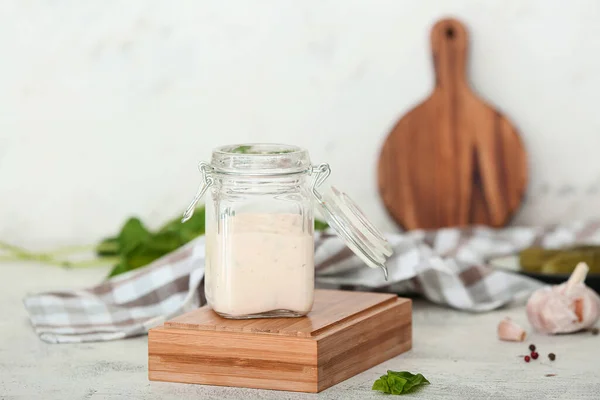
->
[2,262,600,400]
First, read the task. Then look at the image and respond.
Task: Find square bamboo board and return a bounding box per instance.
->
[148,289,412,393]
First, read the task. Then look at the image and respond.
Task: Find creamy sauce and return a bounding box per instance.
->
[205,213,314,317]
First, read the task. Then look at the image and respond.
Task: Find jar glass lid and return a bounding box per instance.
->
[181,150,394,280]
[312,165,393,280]
[211,143,312,175]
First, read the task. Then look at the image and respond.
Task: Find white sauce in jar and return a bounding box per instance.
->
[205,213,314,317]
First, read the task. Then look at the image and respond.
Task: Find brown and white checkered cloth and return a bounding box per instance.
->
[24,220,600,343]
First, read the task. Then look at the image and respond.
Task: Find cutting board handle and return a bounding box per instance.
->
[430,18,469,90]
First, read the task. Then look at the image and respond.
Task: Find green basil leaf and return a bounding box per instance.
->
[122,232,184,270]
[231,145,252,154]
[372,371,429,395]
[159,207,206,242]
[314,219,329,231]
[403,373,429,392]
[118,218,151,255]
[387,375,407,395]
[96,237,119,256]
[371,377,390,393]
[123,250,164,271]
[107,260,131,278]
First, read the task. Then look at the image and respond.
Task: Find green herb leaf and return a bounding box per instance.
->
[103,208,205,278]
[372,371,429,395]
[118,217,151,255]
[314,219,329,231]
[107,260,131,278]
[389,371,429,392]
[231,145,252,154]
[387,375,407,395]
[95,237,119,256]
[159,207,206,243]
[371,377,390,393]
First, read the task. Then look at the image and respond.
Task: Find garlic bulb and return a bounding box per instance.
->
[526,262,600,334]
[497,317,527,341]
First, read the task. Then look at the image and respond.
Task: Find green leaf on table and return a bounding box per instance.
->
[372,371,429,395]
[389,371,429,392]
[371,377,390,393]
[388,375,407,395]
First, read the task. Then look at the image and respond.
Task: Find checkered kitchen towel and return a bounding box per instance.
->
[24,220,600,343]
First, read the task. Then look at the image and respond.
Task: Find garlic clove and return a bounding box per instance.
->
[498,317,527,342]
[526,262,600,334]
[565,262,589,295]
[538,287,580,333]
[526,287,550,333]
[574,298,584,322]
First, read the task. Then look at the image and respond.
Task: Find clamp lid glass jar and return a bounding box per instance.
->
[183,143,392,319]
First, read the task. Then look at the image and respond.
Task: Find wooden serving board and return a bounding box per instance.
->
[378,18,528,230]
[149,290,412,393]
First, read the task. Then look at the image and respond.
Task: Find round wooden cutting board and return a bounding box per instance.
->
[378,18,528,230]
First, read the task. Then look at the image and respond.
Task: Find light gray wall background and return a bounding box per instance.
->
[1,0,599,247]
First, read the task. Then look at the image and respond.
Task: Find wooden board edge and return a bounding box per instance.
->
[148,370,319,393]
[307,294,404,337]
[313,297,411,339]
[316,298,412,392]
[148,326,319,393]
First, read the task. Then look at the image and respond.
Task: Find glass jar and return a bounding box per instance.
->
[183,143,392,319]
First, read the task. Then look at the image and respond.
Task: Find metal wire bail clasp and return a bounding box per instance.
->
[182,162,214,222]
[311,163,331,200]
